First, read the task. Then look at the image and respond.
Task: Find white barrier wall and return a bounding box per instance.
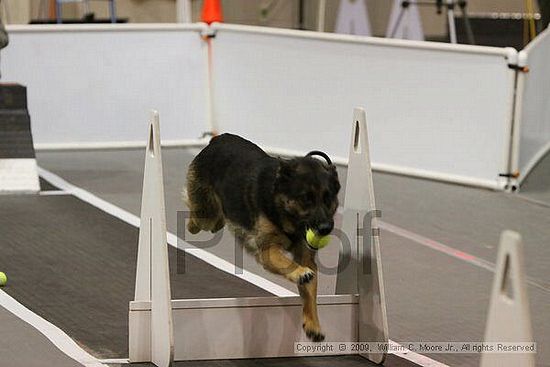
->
[4,22,531,190]
[515,27,550,184]
[211,24,517,189]
[3,24,209,148]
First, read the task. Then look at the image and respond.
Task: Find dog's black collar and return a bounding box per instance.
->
[306,150,333,166]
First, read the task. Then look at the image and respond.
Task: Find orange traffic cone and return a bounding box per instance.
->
[201,0,223,24]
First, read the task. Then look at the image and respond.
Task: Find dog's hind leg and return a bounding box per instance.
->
[295,245,324,342]
[185,164,225,234]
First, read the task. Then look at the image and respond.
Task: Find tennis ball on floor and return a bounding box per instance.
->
[306,229,331,250]
[0,272,7,287]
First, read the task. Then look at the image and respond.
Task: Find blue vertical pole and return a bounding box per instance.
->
[56,0,62,23]
[109,0,116,23]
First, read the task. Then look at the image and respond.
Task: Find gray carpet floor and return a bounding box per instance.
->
[35,147,550,366]
[0,194,270,359]
[1,146,547,366]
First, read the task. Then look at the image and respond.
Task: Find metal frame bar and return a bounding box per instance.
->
[55,0,117,23]
[211,22,506,56]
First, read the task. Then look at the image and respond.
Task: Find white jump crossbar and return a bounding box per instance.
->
[128,108,389,365]
[131,295,359,360]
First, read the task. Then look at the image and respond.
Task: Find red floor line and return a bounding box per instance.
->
[378,220,550,293]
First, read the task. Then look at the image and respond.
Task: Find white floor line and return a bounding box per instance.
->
[38,167,448,367]
[388,340,449,367]
[38,166,296,297]
[98,358,129,364]
[39,190,71,196]
[0,290,108,367]
[514,193,550,209]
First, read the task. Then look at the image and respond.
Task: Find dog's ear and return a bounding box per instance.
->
[276,159,296,187]
[278,160,293,179]
[327,162,337,172]
[331,171,341,193]
[327,164,340,193]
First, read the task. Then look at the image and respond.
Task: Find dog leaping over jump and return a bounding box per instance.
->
[185,133,340,342]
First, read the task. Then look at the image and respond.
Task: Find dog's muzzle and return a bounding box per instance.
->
[315,221,334,236]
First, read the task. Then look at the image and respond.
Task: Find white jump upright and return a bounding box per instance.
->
[130,111,174,367]
[480,231,535,367]
[129,107,389,365]
[336,107,389,364]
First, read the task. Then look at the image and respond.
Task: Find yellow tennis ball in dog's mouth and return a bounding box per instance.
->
[0,272,7,287]
[306,229,331,250]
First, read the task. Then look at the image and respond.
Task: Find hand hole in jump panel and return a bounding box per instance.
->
[353,120,361,153]
[500,254,514,300]
[148,125,155,157]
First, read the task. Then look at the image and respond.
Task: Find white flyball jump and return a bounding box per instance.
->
[481,231,535,367]
[128,110,535,367]
[128,108,389,365]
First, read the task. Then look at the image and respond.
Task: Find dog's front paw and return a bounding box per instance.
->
[290,266,315,285]
[299,270,315,285]
[303,322,325,342]
[287,266,315,285]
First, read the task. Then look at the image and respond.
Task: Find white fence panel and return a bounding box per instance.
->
[3,24,209,148]
[211,24,516,189]
[516,27,550,184]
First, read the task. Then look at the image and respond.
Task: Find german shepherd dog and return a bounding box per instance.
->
[185,133,340,342]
